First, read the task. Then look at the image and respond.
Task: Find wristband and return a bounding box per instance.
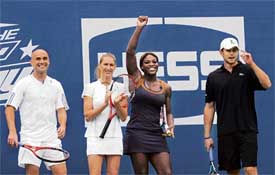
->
[204,136,211,139]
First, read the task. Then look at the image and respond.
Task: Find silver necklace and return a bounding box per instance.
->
[144,80,162,92]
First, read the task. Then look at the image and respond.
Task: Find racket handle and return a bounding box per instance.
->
[209,147,214,161]
[99,119,112,139]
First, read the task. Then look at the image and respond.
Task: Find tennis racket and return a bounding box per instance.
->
[160,104,173,137]
[19,143,70,163]
[99,74,136,139]
[208,147,219,175]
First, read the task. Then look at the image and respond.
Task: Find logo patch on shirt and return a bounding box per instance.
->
[239,72,245,76]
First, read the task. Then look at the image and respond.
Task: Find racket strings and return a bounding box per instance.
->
[209,161,219,175]
[112,74,136,103]
[35,148,69,162]
[128,90,136,103]
[126,77,136,99]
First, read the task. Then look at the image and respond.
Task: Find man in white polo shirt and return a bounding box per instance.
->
[5,49,69,175]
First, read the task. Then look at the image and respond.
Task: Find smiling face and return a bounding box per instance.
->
[31,49,50,75]
[140,53,159,76]
[220,47,239,66]
[98,54,116,80]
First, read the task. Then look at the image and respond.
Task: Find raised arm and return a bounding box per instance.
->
[126,16,148,78]
[240,51,272,89]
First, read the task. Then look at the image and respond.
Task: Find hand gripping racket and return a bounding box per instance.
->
[160,104,173,137]
[19,143,70,163]
[99,74,136,138]
[208,147,219,175]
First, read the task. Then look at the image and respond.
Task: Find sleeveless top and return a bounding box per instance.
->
[126,78,167,131]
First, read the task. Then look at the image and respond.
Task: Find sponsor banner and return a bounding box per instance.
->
[81,17,245,125]
[0,23,38,105]
[1,1,274,174]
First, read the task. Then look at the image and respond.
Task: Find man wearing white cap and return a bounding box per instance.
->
[203,37,272,175]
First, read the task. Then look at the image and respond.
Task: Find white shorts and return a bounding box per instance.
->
[86,137,123,156]
[18,139,65,170]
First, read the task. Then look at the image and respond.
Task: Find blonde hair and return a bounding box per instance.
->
[95,53,116,79]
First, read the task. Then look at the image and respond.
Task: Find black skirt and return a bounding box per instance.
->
[123,128,169,154]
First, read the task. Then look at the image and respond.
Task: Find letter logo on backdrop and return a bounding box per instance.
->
[0,23,39,105]
[81,17,245,125]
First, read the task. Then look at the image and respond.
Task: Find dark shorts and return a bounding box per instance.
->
[218,131,257,171]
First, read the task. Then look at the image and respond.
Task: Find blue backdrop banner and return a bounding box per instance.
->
[1,1,274,174]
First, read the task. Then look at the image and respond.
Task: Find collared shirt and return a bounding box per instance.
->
[6,74,69,142]
[205,61,265,136]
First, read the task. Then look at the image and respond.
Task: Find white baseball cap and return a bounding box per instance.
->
[220,37,239,50]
